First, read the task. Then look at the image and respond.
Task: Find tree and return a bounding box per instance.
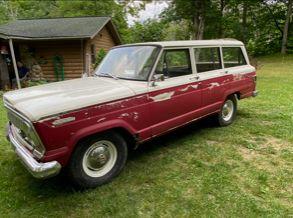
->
[0,0,132,42]
[281,0,293,54]
[218,0,226,38]
[129,19,166,42]
[49,0,130,42]
[169,0,210,40]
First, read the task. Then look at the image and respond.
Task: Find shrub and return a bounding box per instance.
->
[93,49,107,69]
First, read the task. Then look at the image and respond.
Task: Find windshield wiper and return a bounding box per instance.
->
[98,72,119,80]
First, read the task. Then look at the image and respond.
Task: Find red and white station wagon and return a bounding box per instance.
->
[4,39,258,188]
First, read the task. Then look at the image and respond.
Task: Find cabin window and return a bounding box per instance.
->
[155,49,192,78]
[193,47,222,73]
[91,44,96,64]
[222,47,246,68]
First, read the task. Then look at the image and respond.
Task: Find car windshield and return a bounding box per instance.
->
[95,46,159,81]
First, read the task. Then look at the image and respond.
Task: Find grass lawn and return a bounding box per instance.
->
[0,54,292,217]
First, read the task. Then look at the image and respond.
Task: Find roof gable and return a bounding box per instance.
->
[0,17,120,42]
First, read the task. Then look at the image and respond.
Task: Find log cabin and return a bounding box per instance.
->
[0,17,121,88]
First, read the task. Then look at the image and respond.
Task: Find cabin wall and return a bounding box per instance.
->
[84,26,118,74]
[17,40,84,81]
[16,26,118,81]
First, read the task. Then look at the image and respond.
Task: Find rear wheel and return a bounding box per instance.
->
[68,132,128,188]
[217,95,237,126]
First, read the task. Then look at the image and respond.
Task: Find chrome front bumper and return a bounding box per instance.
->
[6,123,61,179]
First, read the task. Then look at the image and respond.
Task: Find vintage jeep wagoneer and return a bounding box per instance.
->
[3,40,257,188]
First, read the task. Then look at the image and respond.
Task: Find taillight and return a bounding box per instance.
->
[253,75,257,82]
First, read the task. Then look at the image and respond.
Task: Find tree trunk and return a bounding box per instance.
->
[281,0,292,54]
[218,0,225,38]
[192,0,205,40]
[192,15,198,40]
[197,14,205,40]
[242,1,248,43]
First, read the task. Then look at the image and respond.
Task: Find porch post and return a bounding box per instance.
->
[8,38,21,89]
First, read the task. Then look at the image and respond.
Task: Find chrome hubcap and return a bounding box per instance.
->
[82,140,117,177]
[222,100,234,122]
[86,145,110,170]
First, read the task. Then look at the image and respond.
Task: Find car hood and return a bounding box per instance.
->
[3,77,136,121]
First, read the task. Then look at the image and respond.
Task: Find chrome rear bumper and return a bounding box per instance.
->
[252,90,259,97]
[6,123,61,179]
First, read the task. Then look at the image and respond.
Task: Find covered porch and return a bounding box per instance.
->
[0,37,86,90]
[0,17,121,90]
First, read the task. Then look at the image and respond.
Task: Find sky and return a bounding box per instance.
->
[127,1,169,26]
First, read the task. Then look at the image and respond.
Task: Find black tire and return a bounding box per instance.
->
[217,95,237,126]
[67,131,128,189]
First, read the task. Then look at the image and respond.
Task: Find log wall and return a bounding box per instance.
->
[19,26,118,81]
[85,26,117,74]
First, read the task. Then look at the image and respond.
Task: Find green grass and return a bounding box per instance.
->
[0,54,292,217]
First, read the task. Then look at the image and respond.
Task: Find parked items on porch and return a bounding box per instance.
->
[0,55,10,89]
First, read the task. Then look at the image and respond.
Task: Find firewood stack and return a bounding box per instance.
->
[30,64,45,81]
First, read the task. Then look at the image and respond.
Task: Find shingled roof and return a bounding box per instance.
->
[0,16,121,42]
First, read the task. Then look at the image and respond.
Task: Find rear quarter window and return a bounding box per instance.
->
[194,47,222,73]
[222,47,246,68]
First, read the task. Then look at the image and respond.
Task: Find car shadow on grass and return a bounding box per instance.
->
[21,113,244,195]
[128,115,219,161]
[22,115,219,195]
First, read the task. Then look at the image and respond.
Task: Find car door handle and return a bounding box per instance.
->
[223,70,229,74]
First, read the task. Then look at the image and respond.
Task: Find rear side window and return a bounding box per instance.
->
[194,47,222,73]
[222,47,246,68]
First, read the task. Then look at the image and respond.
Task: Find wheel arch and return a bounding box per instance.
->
[65,120,137,164]
[223,90,241,101]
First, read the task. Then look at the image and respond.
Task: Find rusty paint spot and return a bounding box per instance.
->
[150,91,175,102]
[118,113,130,118]
[208,82,220,90]
[97,118,106,123]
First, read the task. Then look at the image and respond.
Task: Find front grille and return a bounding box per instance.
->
[7,110,31,135]
[5,106,45,159]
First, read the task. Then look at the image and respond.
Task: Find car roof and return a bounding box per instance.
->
[116,39,244,48]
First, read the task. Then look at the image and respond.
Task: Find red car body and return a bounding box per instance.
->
[4,40,257,179]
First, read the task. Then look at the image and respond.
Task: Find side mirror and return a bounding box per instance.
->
[153,74,165,82]
[151,74,165,86]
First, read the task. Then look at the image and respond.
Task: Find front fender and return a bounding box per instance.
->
[41,119,136,166]
[68,119,136,149]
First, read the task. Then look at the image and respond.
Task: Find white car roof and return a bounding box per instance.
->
[117,39,244,48]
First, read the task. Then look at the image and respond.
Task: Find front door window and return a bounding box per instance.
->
[155,49,192,78]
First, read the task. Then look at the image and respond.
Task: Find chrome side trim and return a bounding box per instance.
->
[52,116,76,126]
[7,124,61,179]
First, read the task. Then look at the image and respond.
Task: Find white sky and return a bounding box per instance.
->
[127,1,169,26]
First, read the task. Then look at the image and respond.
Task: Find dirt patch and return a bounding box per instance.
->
[261,120,274,126]
[258,136,289,151]
[206,140,219,146]
[242,135,289,153]
[239,147,261,161]
[238,135,292,172]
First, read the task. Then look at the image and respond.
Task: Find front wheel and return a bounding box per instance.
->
[67,132,128,189]
[217,95,237,126]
